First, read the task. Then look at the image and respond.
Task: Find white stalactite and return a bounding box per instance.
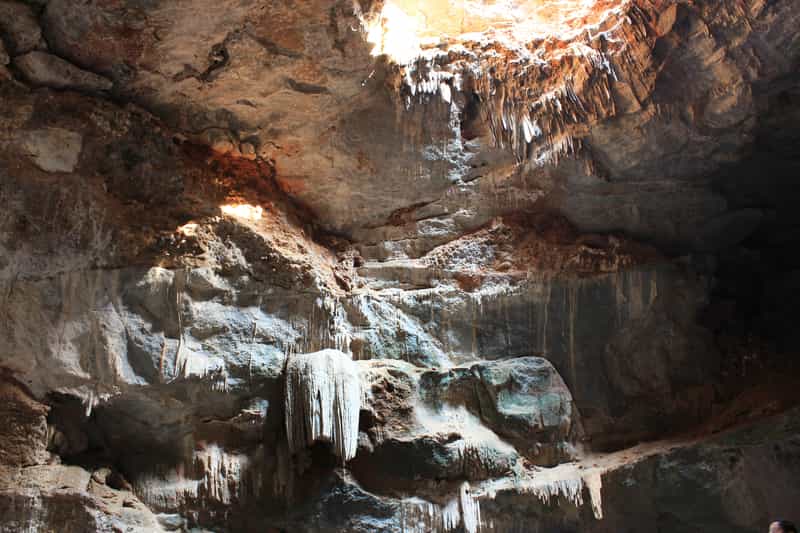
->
[459,482,481,533]
[441,497,461,530]
[529,476,584,507]
[583,471,604,519]
[399,482,482,533]
[135,444,259,509]
[284,349,362,462]
[482,467,605,521]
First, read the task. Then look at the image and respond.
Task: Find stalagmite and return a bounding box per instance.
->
[284,349,362,462]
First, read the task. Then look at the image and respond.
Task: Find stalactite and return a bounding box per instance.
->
[528,476,584,506]
[284,349,362,462]
[459,482,481,533]
[584,471,604,519]
[399,482,481,533]
[135,444,260,510]
[516,470,603,520]
[82,390,95,417]
[441,497,460,531]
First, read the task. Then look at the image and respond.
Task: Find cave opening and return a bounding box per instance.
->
[363,0,625,64]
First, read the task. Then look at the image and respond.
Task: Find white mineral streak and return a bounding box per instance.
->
[198,444,245,503]
[521,115,541,143]
[467,278,515,315]
[312,296,354,355]
[415,403,516,459]
[459,482,481,533]
[399,498,439,532]
[284,349,361,461]
[441,497,461,530]
[482,465,604,520]
[584,470,604,519]
[83,390,96,417]
[136,444,259,509]
[400,482,481,533]
[440,82,452,103]
[529,476,584,506]
[59,386,111,418]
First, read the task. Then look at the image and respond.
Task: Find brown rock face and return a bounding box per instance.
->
[0,379,49,467]
[1,0,799,531]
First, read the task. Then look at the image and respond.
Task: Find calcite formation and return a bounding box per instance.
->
[285,350,362,462]
[1,0,799,531]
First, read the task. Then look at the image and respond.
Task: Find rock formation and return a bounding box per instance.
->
[1,0,799,531]
[285,350,362,462]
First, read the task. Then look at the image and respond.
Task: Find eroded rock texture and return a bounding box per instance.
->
[1,0,799,531]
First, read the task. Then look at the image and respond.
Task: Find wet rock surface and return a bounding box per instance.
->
[0,0,799,531]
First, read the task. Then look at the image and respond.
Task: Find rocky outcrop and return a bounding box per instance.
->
[0,379,165,532]
[416,357,576,465]
[213,407,800,532]
[0,0,799,530]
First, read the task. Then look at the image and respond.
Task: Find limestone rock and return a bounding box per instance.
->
[0,464,164,532]
[474,358,575,454]
[420,357,576,465]
[19,127,82,173]
[0,380,50,467]
[14,51,113,92]
[0,1,43,55]
[351,360,520,490]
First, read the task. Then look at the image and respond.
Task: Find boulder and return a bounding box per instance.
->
[14,51,112,92]
[421,356,577,465]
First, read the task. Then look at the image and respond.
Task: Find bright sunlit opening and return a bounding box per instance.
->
[365,0,613,64]
[220,204,263,221]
